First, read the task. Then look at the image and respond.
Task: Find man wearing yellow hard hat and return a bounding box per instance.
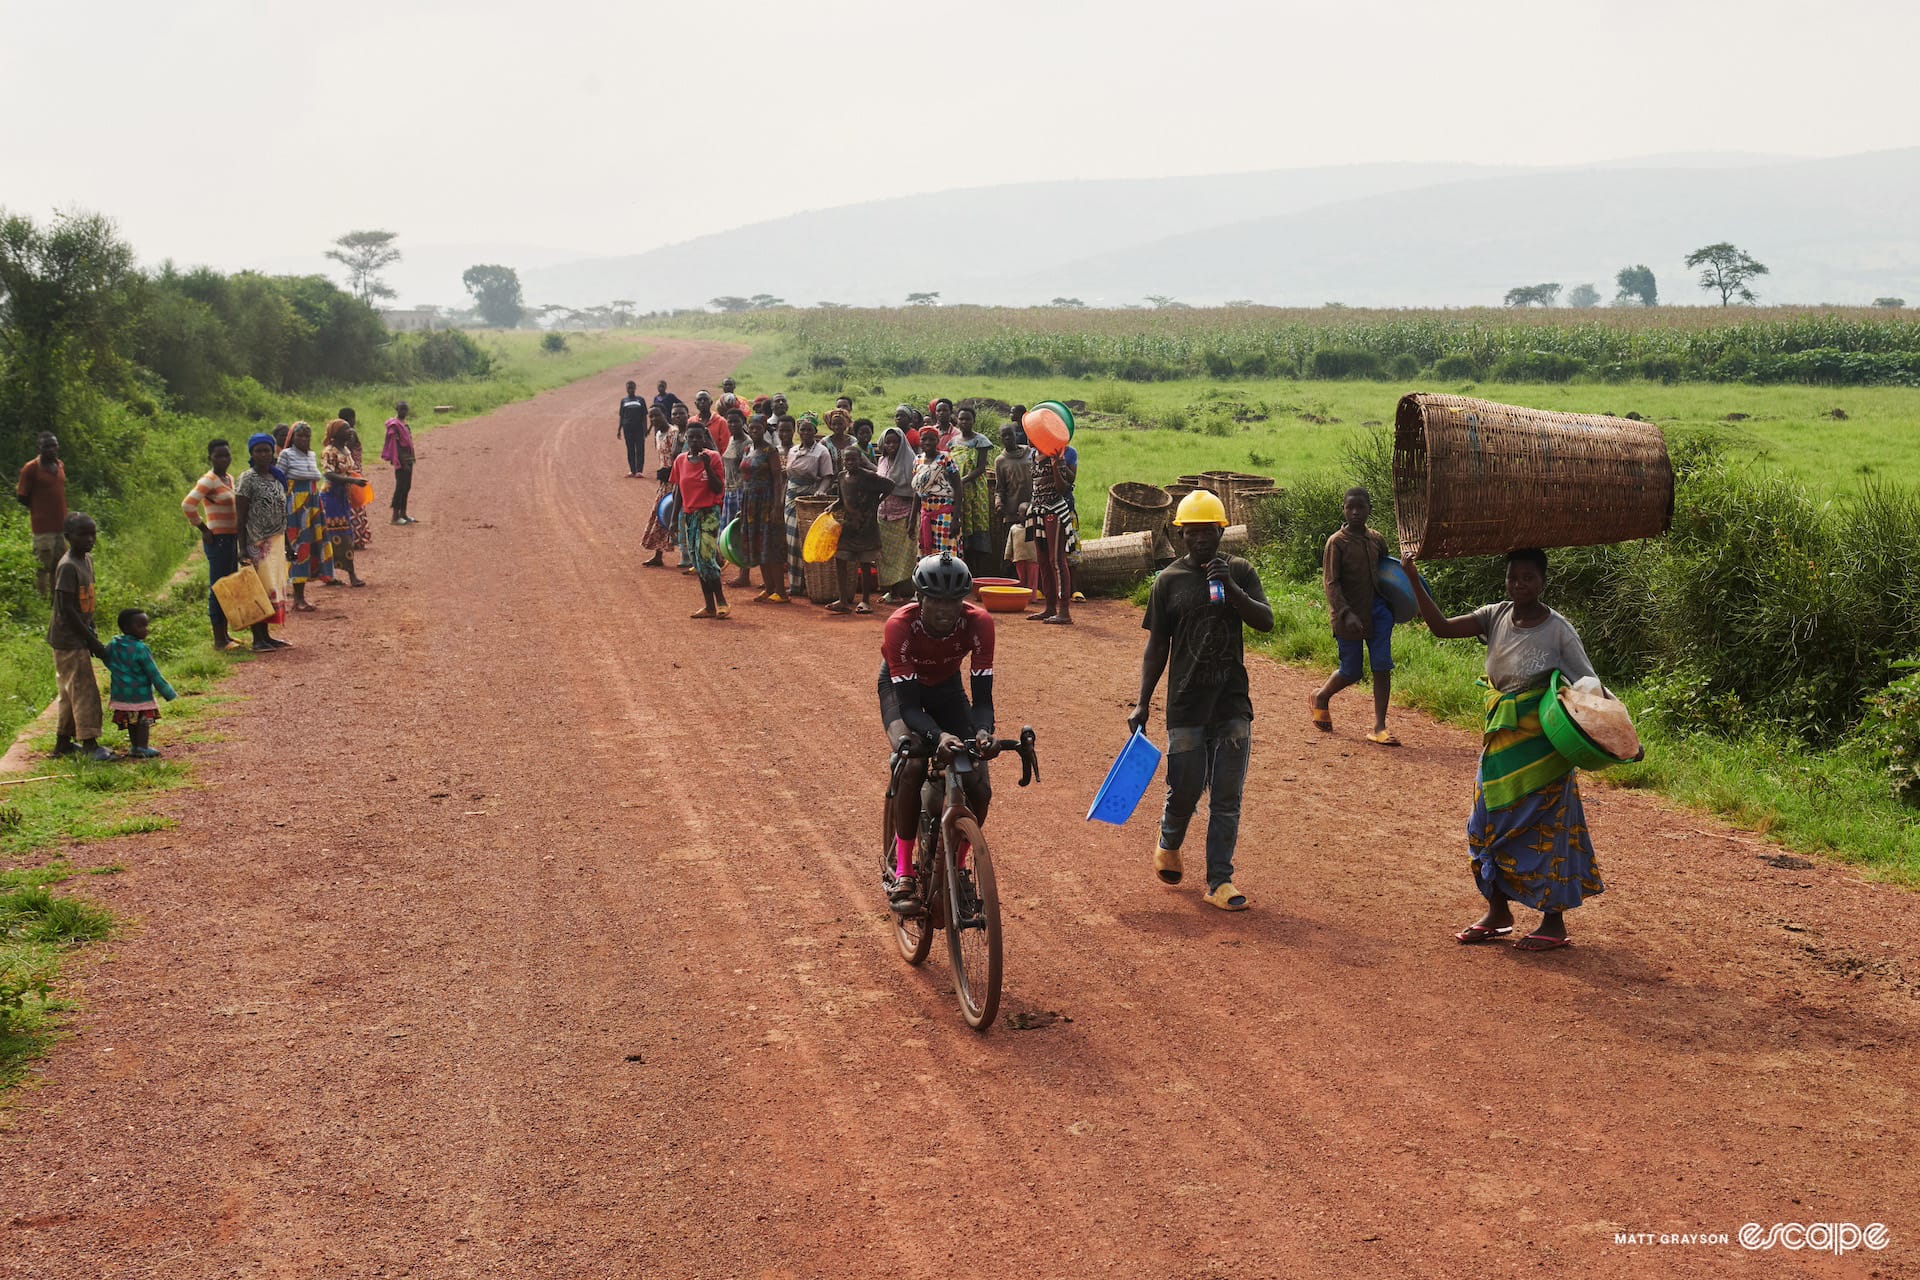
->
[1127,489,1274,910]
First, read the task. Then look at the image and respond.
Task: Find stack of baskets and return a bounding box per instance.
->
[794,495,838,601]
[1074,530,1157,593]
[1102,482,1173,538]
[1392,394,1674,559]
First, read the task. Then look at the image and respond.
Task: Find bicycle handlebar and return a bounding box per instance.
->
[892,725,1041,788]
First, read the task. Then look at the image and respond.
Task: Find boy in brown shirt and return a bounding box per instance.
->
[48,512,115,761]
[1310,487,1398,745]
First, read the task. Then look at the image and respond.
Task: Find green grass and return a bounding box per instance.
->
[0,331,650,746]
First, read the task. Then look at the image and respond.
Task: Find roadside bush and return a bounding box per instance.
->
[541,332,569,353]
[1490,351,1586,383]
[395,329,492,381]
[1429,353,1481,381]
[1856,662,1920,805]
[1309,348,1385,379]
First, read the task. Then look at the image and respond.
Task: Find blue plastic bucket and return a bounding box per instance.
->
[1376,555,1418,624]
[1086,730,1164,825]
[656,492,678,529]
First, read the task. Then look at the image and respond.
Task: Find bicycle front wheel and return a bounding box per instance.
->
[944,816,1003,1030]
[887,788,932,965]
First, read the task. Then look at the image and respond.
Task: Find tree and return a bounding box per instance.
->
[1567,283,1601,309]
[1613,265,1658,307]
[1224,298,1255,308]
[461,263,524,328]
[709,296,752,312]
[325,230,401,305]
[905,292,940,306]
[1686,242,1769,306]
[1145,294,1187,309]
[816,301,851,309]
[1873,297,1906,309]
[748,293,784,310]
[1503,282,1561,307]
[0,208,140,458]
[1050,296,1087,309]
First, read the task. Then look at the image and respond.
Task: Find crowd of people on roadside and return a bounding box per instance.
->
[621,379,1083,624]
[12,404,420,761]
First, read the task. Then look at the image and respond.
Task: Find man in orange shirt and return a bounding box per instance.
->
[16,432,69,599]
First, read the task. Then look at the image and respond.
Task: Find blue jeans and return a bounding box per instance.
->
[203,531,239,633]
[1335,597,1395,682]
[1159,718,1252,890]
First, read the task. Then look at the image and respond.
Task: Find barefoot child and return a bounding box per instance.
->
[105,609,178,759]
[1311,487,1397,745]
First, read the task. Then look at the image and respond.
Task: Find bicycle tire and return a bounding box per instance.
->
[886,787,932,965]
[944,815,1003,1031]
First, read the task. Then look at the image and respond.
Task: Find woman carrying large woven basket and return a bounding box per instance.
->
[1403,547,1604,953]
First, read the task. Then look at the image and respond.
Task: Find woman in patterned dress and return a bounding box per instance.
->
[278,421,334,611]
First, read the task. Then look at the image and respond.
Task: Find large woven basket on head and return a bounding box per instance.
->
[1392,394,1674,560]
[794,496,838,601]
[1102,482,1173,538]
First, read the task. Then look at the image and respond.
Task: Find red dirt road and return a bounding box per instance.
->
[4,339,1917,1278]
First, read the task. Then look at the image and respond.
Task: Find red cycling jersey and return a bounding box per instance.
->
[882,601,996,685]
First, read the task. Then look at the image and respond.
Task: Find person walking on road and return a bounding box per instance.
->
[1403,547,1606,952]
[1128,490,1274,912]
[382,402,417,525]
[181,438,243,650]
[1312,487,1398,745]
[16,431,68,599]
[618,381,649,477]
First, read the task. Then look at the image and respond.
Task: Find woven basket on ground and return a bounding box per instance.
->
[1392,394,1674,559]
[1075,530,1156,594]
[1102,482,1173,538]
[1234,486,1284,540]
[795,496,838,601]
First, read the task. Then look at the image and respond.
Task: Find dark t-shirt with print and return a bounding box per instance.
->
[1143,555,1268,728]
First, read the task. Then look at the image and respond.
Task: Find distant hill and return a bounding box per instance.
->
[518,163,1518,310]
[513,150,1920,311]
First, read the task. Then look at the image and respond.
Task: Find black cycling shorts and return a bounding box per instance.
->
[875,663,974,745]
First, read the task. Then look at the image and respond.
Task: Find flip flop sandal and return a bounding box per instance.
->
[1514,933,1572,952]
[1204,881,1249,911]
[1455,923,1513,945]
[824,602,853,614]
[1366,730,1401,746]
[1308,695,1333,733]
[854,602,873,614]
[690,608,716,620]
[1154,847,1184,885]
[767,593,789,604]
[714,606,731,619]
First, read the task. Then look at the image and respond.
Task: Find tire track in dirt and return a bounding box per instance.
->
[3,338,1918,1279]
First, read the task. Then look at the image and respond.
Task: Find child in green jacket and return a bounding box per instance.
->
[104,609,177,759]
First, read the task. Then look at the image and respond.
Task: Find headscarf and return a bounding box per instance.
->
[324,418,351,449]
[824,407,852,432]
[752,394,772,414]
[797,411,820,432]
[246,432,276,455]
[916,426,941,448]
[876,427,915,517]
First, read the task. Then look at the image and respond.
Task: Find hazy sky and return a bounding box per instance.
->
[6,0,1917,285]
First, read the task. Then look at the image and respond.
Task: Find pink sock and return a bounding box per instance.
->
[895,835,914,877]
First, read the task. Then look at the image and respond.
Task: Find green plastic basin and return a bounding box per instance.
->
[1540,669,1634,771]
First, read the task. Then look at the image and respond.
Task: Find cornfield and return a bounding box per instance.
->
[670,306,1920,385]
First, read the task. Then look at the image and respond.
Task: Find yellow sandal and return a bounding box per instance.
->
[1204,881,1249,911]
[1154,846,1183,885]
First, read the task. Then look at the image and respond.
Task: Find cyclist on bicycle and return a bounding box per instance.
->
[878,552,995,910]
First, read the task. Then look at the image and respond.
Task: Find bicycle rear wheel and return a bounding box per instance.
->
[944,816,1003,1030]
[886,788,932,965]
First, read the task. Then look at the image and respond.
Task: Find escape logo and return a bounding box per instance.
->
[1738,1223,1890,1255]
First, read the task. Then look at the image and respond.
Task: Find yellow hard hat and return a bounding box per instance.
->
[1172,488,1228,526]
